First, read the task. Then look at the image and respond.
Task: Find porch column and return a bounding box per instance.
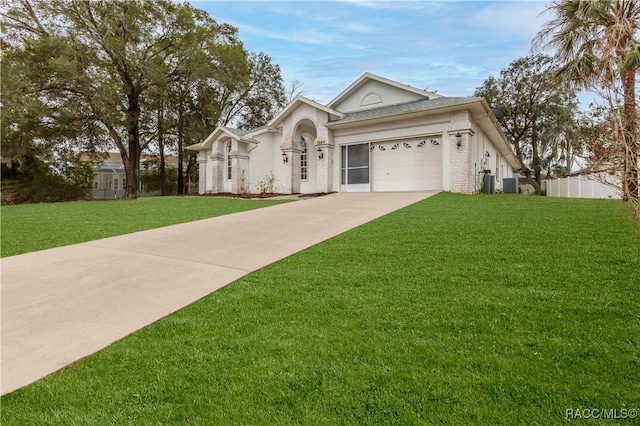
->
[197,155,207,194]
[315,137,334,193]
[281,148,301,194]
[280,134,301,194]
[210,152,225,194]
[231,153,250,194]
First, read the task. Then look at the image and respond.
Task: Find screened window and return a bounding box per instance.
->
[341,143,369,184]
[113,178,118,190]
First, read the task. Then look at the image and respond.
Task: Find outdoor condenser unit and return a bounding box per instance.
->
[503,178,518,193]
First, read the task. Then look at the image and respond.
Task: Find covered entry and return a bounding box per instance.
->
[370,137,442,191]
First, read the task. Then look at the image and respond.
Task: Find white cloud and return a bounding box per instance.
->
[462,1,547,40]
[221,17,343,46]
[192,1,554,103]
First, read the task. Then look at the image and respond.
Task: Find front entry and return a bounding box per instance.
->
[340,143,370,192]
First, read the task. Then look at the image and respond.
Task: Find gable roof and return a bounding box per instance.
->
[268,96,344,128]
[186,126,259,151]
[327,72,440,110]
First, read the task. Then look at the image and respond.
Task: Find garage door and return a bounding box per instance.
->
[371,138,442,191]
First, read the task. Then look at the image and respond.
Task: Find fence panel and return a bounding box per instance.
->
[546,175,620,199]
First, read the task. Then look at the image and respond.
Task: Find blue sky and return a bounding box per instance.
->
[190,1,550,104]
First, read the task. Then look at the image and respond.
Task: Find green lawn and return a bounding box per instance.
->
[0,196,288,257]
[2,194,639,424]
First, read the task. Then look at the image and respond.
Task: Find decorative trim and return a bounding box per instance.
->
[417,140,426,148]
[378,145,386,151]
[403,142,411,149]
[391,143,399,150]
[360,91,383,107]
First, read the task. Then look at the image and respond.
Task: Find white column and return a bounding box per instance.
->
[315,137,334,193]
[197,157,207,194]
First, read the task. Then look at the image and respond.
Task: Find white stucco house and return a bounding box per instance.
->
[188,73,519,195]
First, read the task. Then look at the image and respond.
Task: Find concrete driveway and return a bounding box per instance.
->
[1,192,436,395]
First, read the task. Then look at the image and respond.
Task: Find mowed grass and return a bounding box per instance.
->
[2,194,639,424]
[0,196,288,257]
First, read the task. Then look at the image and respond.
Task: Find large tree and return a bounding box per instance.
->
[475,55,580,195]
[534,0,640,204]
[1,0,245,199]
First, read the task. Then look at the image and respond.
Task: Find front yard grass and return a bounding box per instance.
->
[0,196,288,257]
[1,194,639,424]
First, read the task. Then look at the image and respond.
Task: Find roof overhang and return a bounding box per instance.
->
[470,99,520,170]
[325,98,479,129]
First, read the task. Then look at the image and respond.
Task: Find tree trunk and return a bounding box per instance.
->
[621,70,638,203]
[177,146,184,195]
[524,170,542,195]
[184,155,192,195]
[158,102,167,196]
[126,90,141,199]
[177,98,185,195]
[531,122,544,195]
[159,134,166,196]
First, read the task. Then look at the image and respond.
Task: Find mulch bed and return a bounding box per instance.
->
[199,192,331,199]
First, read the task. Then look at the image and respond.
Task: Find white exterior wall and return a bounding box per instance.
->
[469,124,514,193]
[332,113,451,191]
[248,132,285,193]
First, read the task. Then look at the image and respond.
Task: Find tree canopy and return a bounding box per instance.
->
[534,0,639,205]
[1,0,286,200]
[475,55,580,195]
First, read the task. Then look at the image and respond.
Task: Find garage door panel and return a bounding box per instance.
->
[371,138,442,191]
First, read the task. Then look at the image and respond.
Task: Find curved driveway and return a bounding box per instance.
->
[1,192,436,395]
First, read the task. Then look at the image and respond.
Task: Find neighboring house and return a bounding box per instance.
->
[91,152,182,199]
[188,73,519,195]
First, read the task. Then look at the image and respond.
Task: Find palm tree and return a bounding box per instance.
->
[534,0,640,203]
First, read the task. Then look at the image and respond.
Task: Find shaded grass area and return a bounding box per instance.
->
[0,196,288,257]
[2,194,639,424]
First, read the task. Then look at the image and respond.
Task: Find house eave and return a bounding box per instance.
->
[186,126,258,152]
[471,99,520,170]
[325,99,479,129]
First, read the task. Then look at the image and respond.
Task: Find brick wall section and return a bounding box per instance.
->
[449,110,474,194]
[315,109,334,193]
[314,137,334,193]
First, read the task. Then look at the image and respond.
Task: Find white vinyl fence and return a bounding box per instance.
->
[546,174,621,199]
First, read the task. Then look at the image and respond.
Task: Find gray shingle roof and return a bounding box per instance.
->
[330,97,479,124]
[221,126,245,136]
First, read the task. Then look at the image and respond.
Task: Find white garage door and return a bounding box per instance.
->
[371,138,442,191]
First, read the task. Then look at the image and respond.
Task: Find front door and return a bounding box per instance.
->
[340,143,370,192]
